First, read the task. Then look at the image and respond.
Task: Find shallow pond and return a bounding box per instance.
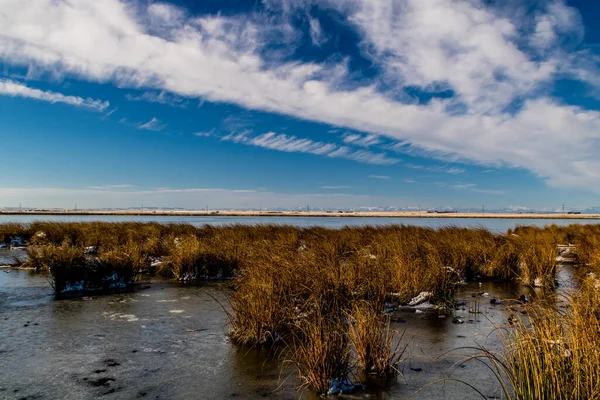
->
[0,260,576,400]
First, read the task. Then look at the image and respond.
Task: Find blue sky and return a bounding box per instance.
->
[0,0,599,210]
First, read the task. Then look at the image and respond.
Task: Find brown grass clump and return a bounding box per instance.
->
[517,234,558,288]
[348,301,406,378]
[0,223,28,247]
[461,275,600,400]
[24,240,142,295]
[286,292,352,396]
[503,277,600,399]
[32,242,88,294]
[228,249,297,346]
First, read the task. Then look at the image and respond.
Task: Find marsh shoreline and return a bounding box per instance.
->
[1,209,599,219]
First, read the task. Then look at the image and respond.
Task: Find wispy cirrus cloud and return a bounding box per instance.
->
[436,182,504,195]
[308,16,328,47]
[407,164,465,175]
[138,117,167,131]
[125,91,188,108]
[87,184,134,190]
[321,185,351,189]
[222,131,399,165]
[193,129,215,137]
[369,175,390,180]
[0,79,109,112]
[342,133,381,147]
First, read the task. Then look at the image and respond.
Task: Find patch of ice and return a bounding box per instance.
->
[327,378,360,395]
[119,314,139,322]
[408,292,432,306]
[143,347,163,353]
[413,301,434,309]
[9,237,25,247]
[64,281,85,292]
[103,312,138,322]
[384,302,395,314]
[84,246,97,254]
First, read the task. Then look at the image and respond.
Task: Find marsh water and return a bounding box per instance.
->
[0,244,578,400]
[1,214,600,232]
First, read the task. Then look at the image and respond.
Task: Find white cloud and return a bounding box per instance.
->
[342,133,381,147]
[438,181,504,195]
[0,79,109,111]
[126,91,188,107]
[138,117,166,131]
[193,129,214,137]
[446,167,466,175]
[103,107,118,117]
[87,184,134,190]
[0,0,599,191]
[223,131,399,165]
[321,186,351,189]
[308,16,327,47]
[370,175,390,180]
[407,164,465,174]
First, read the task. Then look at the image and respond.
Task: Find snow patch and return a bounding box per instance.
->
[408,292,432,306]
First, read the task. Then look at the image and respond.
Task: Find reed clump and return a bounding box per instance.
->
[348,301,406,378]
[0,223,28,247]
[490,275,600,400]
[286,292,353,396]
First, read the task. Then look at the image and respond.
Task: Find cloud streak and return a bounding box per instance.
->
[437,182,505,195]
[125,91,188,107]
[0,79,109,111]
[222,131,400,165]
[138,117,167,131]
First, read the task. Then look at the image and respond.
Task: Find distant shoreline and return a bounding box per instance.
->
[0,210,598,219]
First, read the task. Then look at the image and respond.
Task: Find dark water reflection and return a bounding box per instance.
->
[0,266,578,400]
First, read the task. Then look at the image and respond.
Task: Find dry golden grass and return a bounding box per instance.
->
[348,301,407,378]
[285,291,352,396]
[454,276,600,400]
[499,277,600,399]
